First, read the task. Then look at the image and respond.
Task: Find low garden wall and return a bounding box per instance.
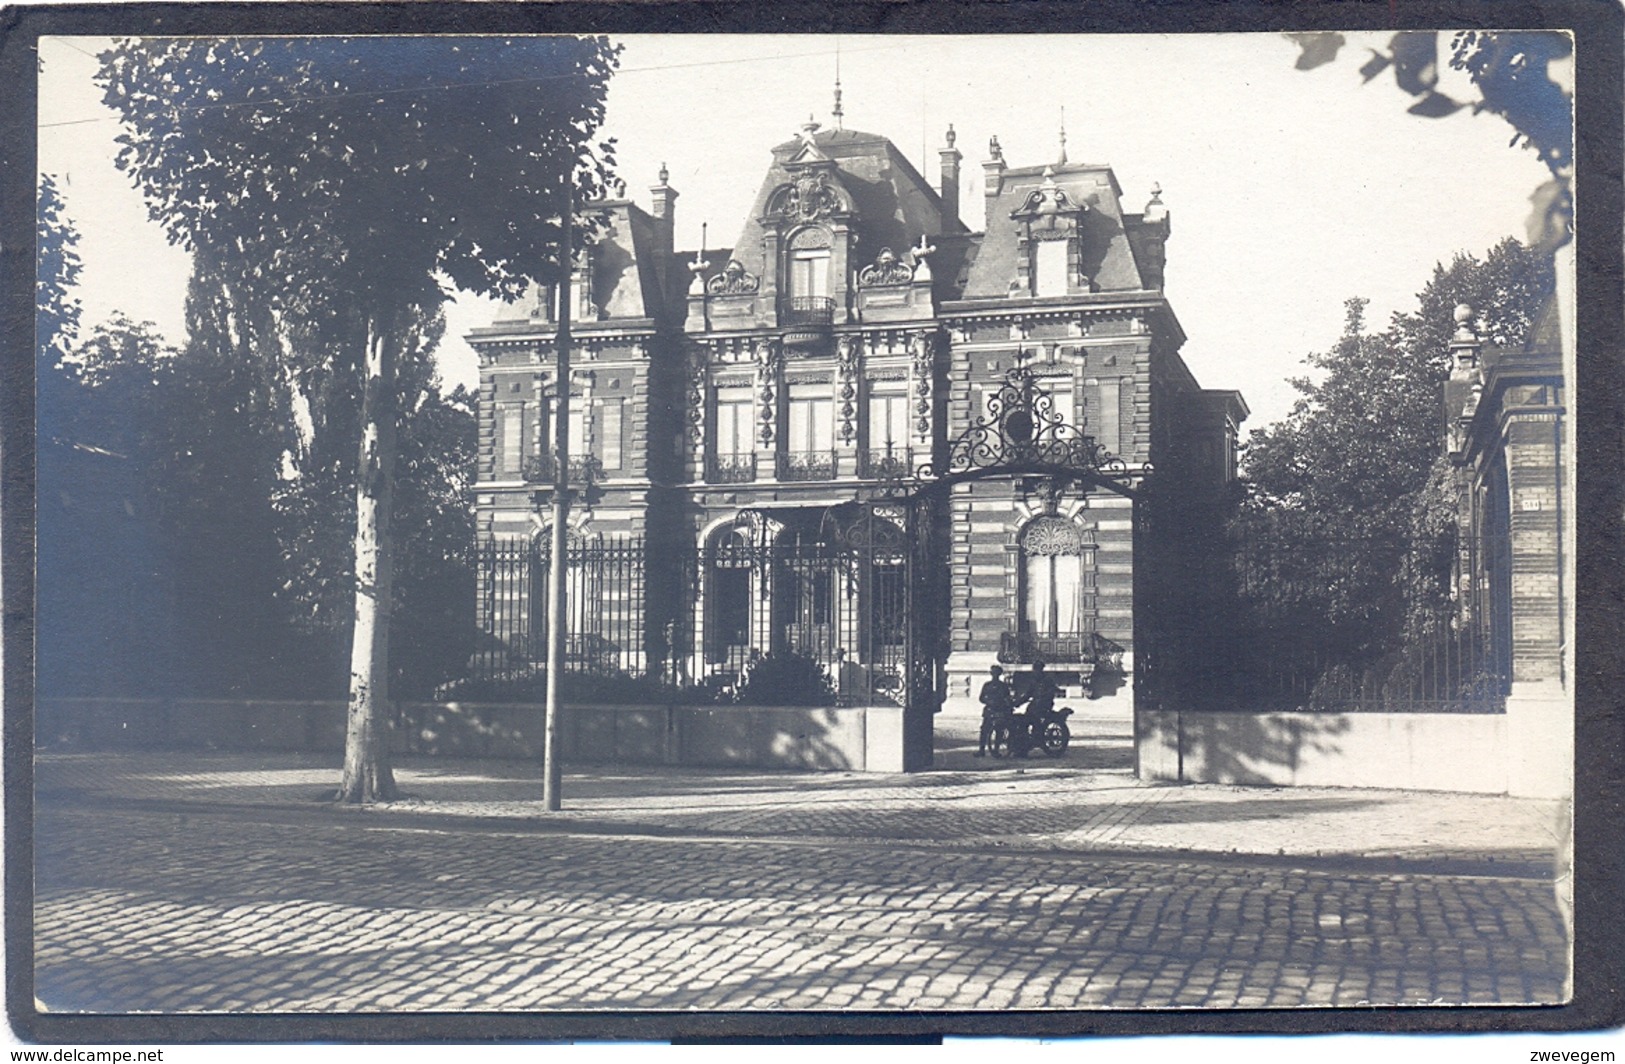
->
[36,697,907,773]
[1135,708,1511,794]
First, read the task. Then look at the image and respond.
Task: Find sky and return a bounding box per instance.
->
[37,32,1559,430]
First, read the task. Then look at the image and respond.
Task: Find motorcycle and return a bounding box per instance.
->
[990,704,1074,758]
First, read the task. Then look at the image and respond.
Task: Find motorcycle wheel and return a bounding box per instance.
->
[990,725,1010,759]
[1042,720,1071,756]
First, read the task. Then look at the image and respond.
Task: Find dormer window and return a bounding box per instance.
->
[1034,237,1069,297]
[788,248,831,300]
[1011,167,1089,298]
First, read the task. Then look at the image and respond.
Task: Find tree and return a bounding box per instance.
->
[99,36,620,800]
[1230,239,1553,691]
[37,175,82,369]
[37,315,183,699]
[272,310,479,702]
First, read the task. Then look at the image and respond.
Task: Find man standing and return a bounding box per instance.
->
[1016,661,1061,755]
[976,665,1014,757]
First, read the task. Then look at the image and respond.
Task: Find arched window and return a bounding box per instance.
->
[1020,517,1090,640]
[707,527,753,664]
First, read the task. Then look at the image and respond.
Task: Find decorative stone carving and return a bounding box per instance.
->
[1021,516,1086,556]
[707,259,760,295]
[859,247,916,287]
[754,340,780,446]
[685,348,707,445]
[686,249,710,296]
[836,336,859,443]
[789,227,832,250]
[773,170,842,222]
[910,332,936,443]
[911,234,938,283]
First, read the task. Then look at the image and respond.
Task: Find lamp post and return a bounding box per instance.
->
[543,178,573,811]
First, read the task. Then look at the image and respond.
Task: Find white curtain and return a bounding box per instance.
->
[1053,554,1082,635]
[1025,552,1083,636]
[789,397,833,452]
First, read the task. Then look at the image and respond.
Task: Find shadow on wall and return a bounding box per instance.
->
[1182,712,1354,787]
[37,697,905,772]
[1137,708,1354,788]
[401,702,909,773]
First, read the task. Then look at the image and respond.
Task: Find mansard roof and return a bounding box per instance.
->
[480,196,671,335]
[960,161,1156,302]
[724,126,970,283]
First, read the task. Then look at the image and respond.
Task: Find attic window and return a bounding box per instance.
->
[1034,239,1068,297]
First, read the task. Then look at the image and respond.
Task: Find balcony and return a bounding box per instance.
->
[862,447,914,480]
[780,296,835,349]
[522,453,602,485]
[777,450,837,482]
[999,631,1092,666]
[706,452,757,484]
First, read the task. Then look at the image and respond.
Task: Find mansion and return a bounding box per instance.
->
[468,117,1246,715]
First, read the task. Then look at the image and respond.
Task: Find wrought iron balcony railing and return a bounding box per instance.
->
[777,450,837,482]
[999,631,1095,666]
[862,447,914,479]
[779,296,835,327]
[706,452,757,484]
[522,453,603,485]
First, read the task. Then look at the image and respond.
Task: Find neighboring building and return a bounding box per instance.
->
[1445,296,1570,796]
[468,115,1245,719]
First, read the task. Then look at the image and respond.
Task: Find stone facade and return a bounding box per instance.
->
[1445,297,1569,797]
[469,121,1245,717]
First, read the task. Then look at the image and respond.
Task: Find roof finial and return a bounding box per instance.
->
[688,222,711,295]
[1056,106,1068,167]
[832,38,844,130]
[800,114,822,143]
[657,161,669,186]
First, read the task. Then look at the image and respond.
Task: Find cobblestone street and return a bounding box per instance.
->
[31,719,1571,1014]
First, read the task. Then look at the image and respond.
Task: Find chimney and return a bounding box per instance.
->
[649,162,678,254]
[982,135,1006,229]
[938,125,962,229]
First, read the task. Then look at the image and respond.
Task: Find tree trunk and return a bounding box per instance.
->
[338,308,400,802]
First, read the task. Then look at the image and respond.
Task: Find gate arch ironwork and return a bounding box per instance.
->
[856,365,1151,766]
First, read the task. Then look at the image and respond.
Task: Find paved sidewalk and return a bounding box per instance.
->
[34,717,1568,871]
[29,718,1572,1015]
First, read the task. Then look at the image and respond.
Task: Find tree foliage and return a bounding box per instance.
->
[99,36,619,308]
[98,36,620,800]
[1229,239,1553,681]
[1286,30,1573,251]
[37,175,82,368]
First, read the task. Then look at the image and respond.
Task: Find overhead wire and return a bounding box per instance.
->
[37,37,913,130]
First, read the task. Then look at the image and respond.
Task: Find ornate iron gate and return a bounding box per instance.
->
[869,365,1148,766]
[686,504,911,708]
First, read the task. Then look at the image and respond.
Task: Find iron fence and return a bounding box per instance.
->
[779,296,835,326]
[682,530,908,705]
[473,523,910,706]
[862,447,914,479]
[473,536,648,682]
[1208,534,1510,713]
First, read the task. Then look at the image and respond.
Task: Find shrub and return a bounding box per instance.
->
[731,651,837,707]
[436,669,679,705]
